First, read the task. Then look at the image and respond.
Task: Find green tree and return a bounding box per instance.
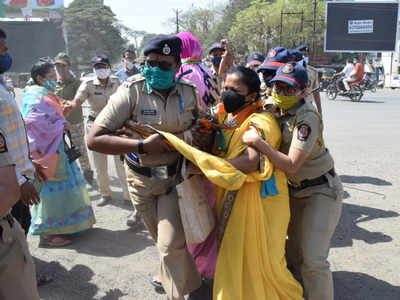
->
[65,0,128,68]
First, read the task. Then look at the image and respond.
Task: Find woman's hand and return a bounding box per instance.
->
[64,121,71,131]
[242,128,261,147]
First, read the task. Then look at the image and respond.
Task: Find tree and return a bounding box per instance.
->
[65,0,128,68]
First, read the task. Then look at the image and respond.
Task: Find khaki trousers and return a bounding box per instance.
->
[286,174,343,300]
[125,166,201,300]
[0,218,40,300]
[70,122,91,172]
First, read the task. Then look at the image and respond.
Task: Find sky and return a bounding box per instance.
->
[64,0,225,34]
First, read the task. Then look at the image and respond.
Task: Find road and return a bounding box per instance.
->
[15,88,400,300]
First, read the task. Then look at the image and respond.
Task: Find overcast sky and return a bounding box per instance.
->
[64,0,224,34]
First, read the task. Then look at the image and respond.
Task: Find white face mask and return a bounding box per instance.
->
[303,56,309,64]
[124,60,134,70]
[94,68,111,79]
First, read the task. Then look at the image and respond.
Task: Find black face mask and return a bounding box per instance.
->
[211,56,222,68]
[221,89,246,113]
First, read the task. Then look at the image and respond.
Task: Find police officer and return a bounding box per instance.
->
[242,62,343,300]
[245,51,265,71]
[0,129,40,300]
[69,55,131,208]
[87,34,202,300]
[115,49,140,82]
[54,52,94,184]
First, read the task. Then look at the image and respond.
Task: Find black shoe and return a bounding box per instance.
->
[189,278,213,300]
[37,273,53,287]
[126,212,140,228]
[83,170,94,185]
[149,277,165,294]
[97,196,112,207]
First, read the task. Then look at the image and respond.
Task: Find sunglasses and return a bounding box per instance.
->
[146,60,174,71]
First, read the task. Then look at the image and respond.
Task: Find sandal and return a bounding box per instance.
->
[39,235,72,247]
[149,276,165,294]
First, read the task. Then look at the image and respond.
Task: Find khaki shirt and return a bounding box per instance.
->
[75,76,120,117]
[0,129,13,167]
[278,100,334,184]
[55,77,82,124]
[95,74,201,167]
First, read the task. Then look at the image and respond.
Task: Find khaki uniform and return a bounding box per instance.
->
[95,74,201,300]
[0,131,40,300]
[75,76,130,199]
[278,100,343,300]
[305,65,320,107]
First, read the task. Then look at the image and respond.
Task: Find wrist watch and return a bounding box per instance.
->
[138,139,145,154]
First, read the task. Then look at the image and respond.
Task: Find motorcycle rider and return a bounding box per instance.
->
[343,56,364,91]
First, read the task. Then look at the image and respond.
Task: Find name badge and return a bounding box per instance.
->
[94,92,103,95]
[141,109,157,116]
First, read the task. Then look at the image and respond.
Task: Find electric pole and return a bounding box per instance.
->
[172,9,182,34]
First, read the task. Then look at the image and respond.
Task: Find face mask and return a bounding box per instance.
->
[221,89,246,113]
[272,90,299,110]
[44,79,57,92]
[0,53,12,73]
[94,68,111,79]
[303,56,309,64]
[124,61,134,70]
[211,56,222,68]
[353,60,357,64]
[141,65,176,90]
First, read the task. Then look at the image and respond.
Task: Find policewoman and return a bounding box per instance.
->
[87,35,202,300]
[242,62,343,300]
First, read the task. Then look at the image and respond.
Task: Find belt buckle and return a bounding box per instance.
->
[151,166,168,180]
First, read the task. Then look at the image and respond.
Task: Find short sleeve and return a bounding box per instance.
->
[94,83,136,131]
[290,112,320,153]
[74,80,90,104]
[0,130,13,167]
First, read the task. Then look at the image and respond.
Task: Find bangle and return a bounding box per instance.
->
[138,139,145,154]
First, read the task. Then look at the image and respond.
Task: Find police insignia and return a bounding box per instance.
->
[96,56,102,62]
[268,49,277,58]
[297,124,311,141]
[0,133,8,153]
[163,44,171,55]
[282,63,294,74]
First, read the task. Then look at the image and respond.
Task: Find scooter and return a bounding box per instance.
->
[326,73,363,102]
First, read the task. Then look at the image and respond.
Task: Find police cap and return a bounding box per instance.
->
[143,34,182,57]
[92,55,110,67]
[270,62,309,90]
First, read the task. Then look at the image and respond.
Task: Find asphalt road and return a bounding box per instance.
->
[15,88,400,300]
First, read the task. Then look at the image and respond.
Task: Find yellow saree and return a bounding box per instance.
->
[158,112,303,300]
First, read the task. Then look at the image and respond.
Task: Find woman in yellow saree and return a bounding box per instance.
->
[157,66,303,300]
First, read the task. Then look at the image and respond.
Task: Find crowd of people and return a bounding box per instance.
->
[0,26,344,300]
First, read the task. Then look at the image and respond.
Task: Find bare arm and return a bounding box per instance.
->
[242,129,309,177]
[228,146,260,174]
[0,165,20,216]
[87,124,171,155]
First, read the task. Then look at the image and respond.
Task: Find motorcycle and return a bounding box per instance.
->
[326,73,363,102]
[359,77,377,93]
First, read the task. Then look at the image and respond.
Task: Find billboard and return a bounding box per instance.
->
[325,1,399,52]
[1,0,64,19]
[0,21,66,73]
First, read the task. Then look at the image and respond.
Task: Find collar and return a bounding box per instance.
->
[93,77,113,87]
[58,76,74,85]
[287,99,306,116]
[126,67,138,76]
[141,80,179,97]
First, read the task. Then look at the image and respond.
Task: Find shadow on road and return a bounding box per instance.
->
[332,203,399,248]
[340,175,392,186]
[67,227,153,258]
[333,271,400,300]
[36,258,127,300]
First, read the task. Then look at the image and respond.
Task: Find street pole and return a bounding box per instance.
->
[280,10,283,45]
[173,9,182,34]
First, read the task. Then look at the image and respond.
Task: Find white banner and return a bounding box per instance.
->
[348,19,374,34]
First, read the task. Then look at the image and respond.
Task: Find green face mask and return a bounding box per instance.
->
[141,65,177,91]
[272,90,299,110]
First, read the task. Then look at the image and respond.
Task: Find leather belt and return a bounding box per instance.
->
[291,168,335,190]
[125,157,179,178]
[0,214,14,237]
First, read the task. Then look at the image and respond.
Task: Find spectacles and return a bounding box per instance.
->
[146,60,174,71]
[39,56,55,64]
[274,82,298,96]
